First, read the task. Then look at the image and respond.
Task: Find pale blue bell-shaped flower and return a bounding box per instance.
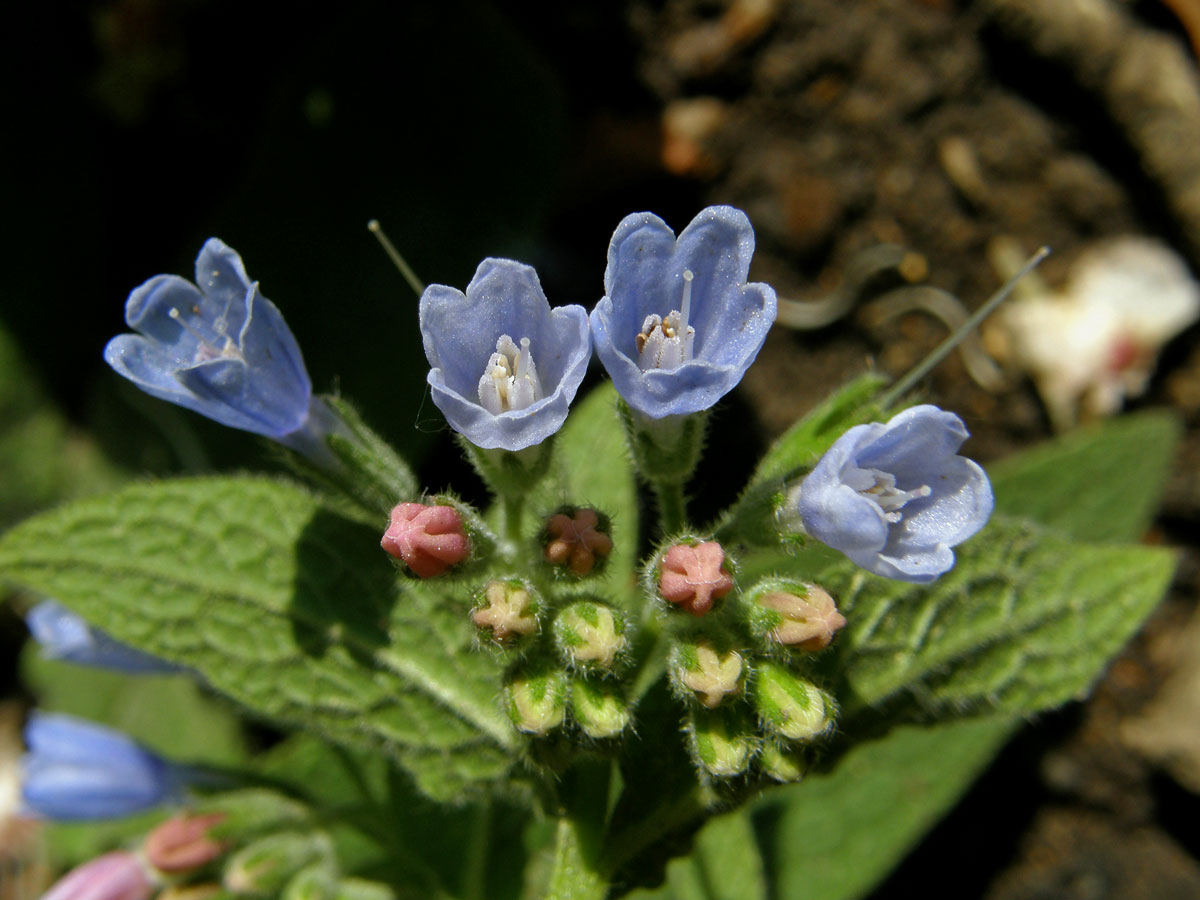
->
[21,712,181,820]
[26,600,180,674]
[419,258,592,451]
[104,239,323,450]
[790,405,993,583]
[590,206,777,418]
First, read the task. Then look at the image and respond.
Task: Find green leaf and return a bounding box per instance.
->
[533,382,638,602]
[0,476,516,801]
[988,409,1180,543]
[260,735,533,900]
[0,324,121,528]
[679,811,766,900]
[830,516,1174,718]
[759,716,1016,900]
[20,634,251,869]
[20,647,247,765]
[750,373,889,484]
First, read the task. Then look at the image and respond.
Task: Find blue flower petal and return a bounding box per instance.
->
[106,240,314,441]
[793,405,993,583]
[193,238,253,336]
[420,258,592,451]
[592,205,776,418]
[22,713,179,821]
[123,275,206,352]
[26,601,179,674]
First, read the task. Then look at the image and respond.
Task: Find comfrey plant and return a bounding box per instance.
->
[0,207,1178,900]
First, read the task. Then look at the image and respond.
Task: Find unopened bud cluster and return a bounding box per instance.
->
[647,543,846,780]
[375,490,847,780]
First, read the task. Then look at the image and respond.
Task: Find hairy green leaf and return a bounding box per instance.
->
[830,516,1173,717]
[751,373,889,484]
[988,409,1180,542]
[0,477,516,801]
[760,716,1015,900]
[20,648,247,765]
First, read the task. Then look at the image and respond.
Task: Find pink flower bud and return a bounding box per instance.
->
[658,542,734,616]
[758,585,847,651]
[40,852,154,900]
[381,503,470,578]
[144,812,228,873]
[544,509,613,576]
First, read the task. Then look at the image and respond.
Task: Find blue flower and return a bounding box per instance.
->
[590,206,777,418]
[104,239,319,445]
[26,600,180,674]
[21,713,181,820]
[420,258,591,451]
[789,405,993,583]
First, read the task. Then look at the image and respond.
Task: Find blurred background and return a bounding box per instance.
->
[5,0,1200,897]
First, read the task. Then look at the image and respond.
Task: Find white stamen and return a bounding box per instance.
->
[515,337,531,380]
[847,468,931,524]
[635,270,698,371]
[168,307,240,360]
[680,269,693,334]
[478,334,544,414]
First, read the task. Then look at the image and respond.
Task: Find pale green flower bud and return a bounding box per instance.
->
[471,580,539,644]
[670,640,743,708]
[223,832,330,895]
[759,743,806,783]
[570,678,631,739]
[282,863,338,900]
[506,668,569,735]
[753,662,834,741]
[553,601,627,670]
[332,880,396,900]
[688,708,757,778]
[196,789,311,841]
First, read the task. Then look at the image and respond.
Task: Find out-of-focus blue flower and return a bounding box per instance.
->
[590,206,777,418]
[26,600,179,674]
[419,258,591,451]
[21,712,181,821]
[104,239,319,447]
[789,405,993,583]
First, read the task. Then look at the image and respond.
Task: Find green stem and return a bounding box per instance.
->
[546,816,611,900]
[878,246,1049,410]
[462,799,491,900]
[601,786,711,876]
[653,480,687,535]
[504,492,525,546]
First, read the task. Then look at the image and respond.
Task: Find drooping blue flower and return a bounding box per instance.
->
[419,258,591,451]
[104,239,322,449]
[26,600,180,674]
[21,712,181,820]
[590,206,777,418]
[789,405,993,583]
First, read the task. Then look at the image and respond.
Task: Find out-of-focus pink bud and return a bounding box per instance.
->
[544,509,613,576]
[40,852,154,900]
[380,503,470,578]
[658,542,734,616]
[144,812,228,873]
